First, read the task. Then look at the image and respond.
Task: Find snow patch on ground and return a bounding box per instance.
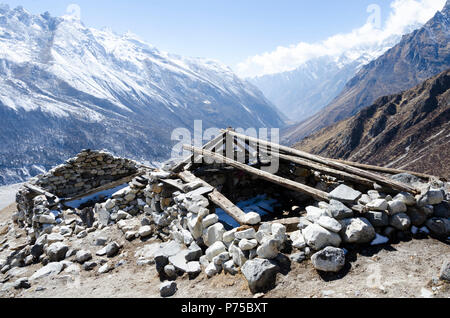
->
[0,183,22,210]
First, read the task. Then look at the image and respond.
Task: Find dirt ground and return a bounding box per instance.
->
[0,203,449,299]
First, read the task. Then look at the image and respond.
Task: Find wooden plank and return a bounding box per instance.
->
[160,178,186,192]
[208,189,247,225]
[178,170,246,225]
[173,133,225,172]
[24,184,57,199]
[268,217,300,232]
[225,130,418,194]
[61,172,143,203]
[259,149,375,187]
[183,145,330,202]
[332,159,442,181]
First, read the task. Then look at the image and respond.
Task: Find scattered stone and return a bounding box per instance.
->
[13,277,31,290]
[311,247,345,272]
[98,263,113,274]
[434,201,450,218]
[303,224,342,250]
[77,231,88,239]
[47,242,69,262]
[82,261,97,271]
[340,218,375,244]
[202,214,219,228]
[290,252,306,263]
[75,250,92,264]
[328,185,362,204]
[205,262,222,277]
[439,260,450,281]
[160,281,177,297]
[138,226,152,238]
[186,261,202,276]
[241,258,279,294]
[297,217,313,230]
[30,262,63,281]
[223,229,237,243]
[47,233,64,244]
[164,264,177,279]
[125,231,137,241]
[407,207,428,227]
[256,239,280,259]
[105,242,121,257]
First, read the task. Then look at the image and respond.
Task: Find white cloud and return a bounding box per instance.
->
[236,0,446,78]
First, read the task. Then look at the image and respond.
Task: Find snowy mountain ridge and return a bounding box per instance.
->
[0,5,284,185]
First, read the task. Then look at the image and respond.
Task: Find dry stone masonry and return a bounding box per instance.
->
[1,132,450,297]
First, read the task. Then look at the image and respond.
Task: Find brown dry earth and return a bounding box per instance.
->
[0,203,449,299]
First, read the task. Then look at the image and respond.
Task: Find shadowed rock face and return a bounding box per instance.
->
[295,69,450,179]
[283,1,450,145]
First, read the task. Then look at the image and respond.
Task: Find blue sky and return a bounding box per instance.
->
[1,1,392,62]
[0,0,445,76]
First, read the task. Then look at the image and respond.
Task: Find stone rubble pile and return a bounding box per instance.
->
[1,149,449,297]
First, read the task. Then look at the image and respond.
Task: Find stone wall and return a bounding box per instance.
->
[33,149,139,198]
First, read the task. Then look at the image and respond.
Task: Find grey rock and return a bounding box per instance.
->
[186,261,201,276]
[340,218,375,244]
[317,216,342,233]
[164,264,177,279]
[105,242,121,257]
[47,233,64,244]
[205,242,227,262]
[419,189,444,206]
[297,217,313,230]
[235,228,256,240]
[82,261,97,271]
[305,206,329,223]
[256,239,279,259]
[290,252,306,263]
[223,260,239,275]
[389,213,411,231]
[212,252,230,266]
[241,258,279,294]
[160,281,177,297]
[387,200,407,215]
[406,207,428,227]
[13,277,31,290]
[439,260,450,281]
[366,199,388,211]
[168,250,190,273]
[326,200,354,219]
[434,201,450,218]
[303,224,342,250]
[97,207,110,227]
[393,192,416,206]
[311,247,345,272]
[98,263,112,274]
[185,243,203,262]
[364,211,389,227]
[30,262,63,281]
[205,262,222,277]
[202,223,225,247]
[47,242,69,262]
[390,173,421,186]
[75,250,92,264]
[328,185,362,204]
[426,218,450,238]
[229,244,247,267]
[138,226,152,238]
[31,244,44,258]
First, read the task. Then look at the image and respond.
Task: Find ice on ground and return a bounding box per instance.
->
[64,184,128,209]
[0,183,23,211]
[216,194,280,228]
[371,233,390,246]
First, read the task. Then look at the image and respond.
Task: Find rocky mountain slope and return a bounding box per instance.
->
[250,49,398,122]
[283,0,450,144]
[0,5,284,185]
[295,69,450,179]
